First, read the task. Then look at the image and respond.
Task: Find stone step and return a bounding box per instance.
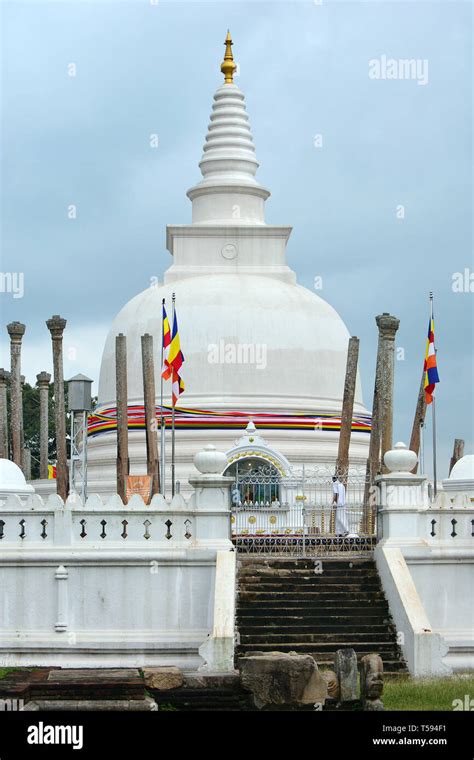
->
[239,631,397,644]
[238,618,395,636]
[237,603,390,613]
[239,588,385,597]
[239,568,380,578]
[239,559,376,570]
[310,657,408,675]
[237,641,403,653]
[239,582,383,592]
[235,558,408,674]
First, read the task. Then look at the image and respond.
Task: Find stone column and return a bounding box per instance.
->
[20,374,31,478]
[0,368,9,459]
[6,322,25,468]
[363,319,385,524]
[449,439,464,476]
[115,334,129,502]
[46,315,68,501]
[36,371,51,479]
[336,336,360,485]
[141,333,160,497]
[376,313,400,472]
[408,370,427,474]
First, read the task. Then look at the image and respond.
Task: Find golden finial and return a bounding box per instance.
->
[220,30,236,84]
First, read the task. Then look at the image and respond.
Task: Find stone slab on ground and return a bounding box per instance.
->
[239,652,328,709]
[47,669,139,682]
[182,671,240,690]
[143,667,184,691]
[0,668,145,702]
[23,697,157,711]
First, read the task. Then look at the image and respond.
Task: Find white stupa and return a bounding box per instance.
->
[86,33,371,495]
[442,455,474,497]
[0,458,34,500]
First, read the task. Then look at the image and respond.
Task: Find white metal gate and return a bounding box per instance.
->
[230,463,376,557]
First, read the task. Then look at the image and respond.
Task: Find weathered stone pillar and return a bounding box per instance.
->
[141,334,160,497]
[22,448,31,481]
[115,334,129,502]
[20,374,31,478]
[377,313,400,472]
[36,371,51,479]
[336,336,360,485]
[449,439,465,475]
[46,315,68,501]
[6,322,25,468]
[408,370,427,474]
[0,368,9,459]
[363,319,385,524]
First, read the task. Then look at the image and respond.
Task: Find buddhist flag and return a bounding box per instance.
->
[47,464,57,479]
[172,367,185,407]
[161,303,172,380]
[168,310,184,375]
[423,315,440,404]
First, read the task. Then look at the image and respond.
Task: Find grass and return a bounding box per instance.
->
[0,668,20,680]
[383,675,474,711]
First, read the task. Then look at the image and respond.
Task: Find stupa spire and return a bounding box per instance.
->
[185,33,271,224]
[220,30,237,84]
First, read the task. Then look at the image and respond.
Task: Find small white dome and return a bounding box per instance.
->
[449,455,474,481]
[0,459,34,495]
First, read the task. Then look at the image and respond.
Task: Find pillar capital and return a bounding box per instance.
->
[46,315,67,339]
[376,313,400,340]
[6,322,26,343]
[36,371,51,388]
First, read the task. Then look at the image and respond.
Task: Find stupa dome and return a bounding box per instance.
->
[0,458,34,497]
[98,274,363,413]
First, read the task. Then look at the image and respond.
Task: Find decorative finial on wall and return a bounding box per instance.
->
[221,30,236,84]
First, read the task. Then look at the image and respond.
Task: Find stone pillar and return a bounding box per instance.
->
[115,334,129,502]
[22,448,31,481]
[366,319,385,487]
[376,313,400,472]
[46,315,68,501]
[336,336,359,485]
[141,333,160,497]
[449,439,464,476]
[6,322,25,468]
[0,368,9,459]
[408,370,427,474]
[36,371,51,479]
[20,374,30,478]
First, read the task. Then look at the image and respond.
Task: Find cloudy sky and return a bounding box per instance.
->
[1,0,472,477]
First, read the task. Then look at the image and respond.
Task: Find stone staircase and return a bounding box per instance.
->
[235,557,408,675]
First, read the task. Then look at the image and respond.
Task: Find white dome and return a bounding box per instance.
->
[0,458,34,495]
[449,455,474,481]
[98,273,364,414]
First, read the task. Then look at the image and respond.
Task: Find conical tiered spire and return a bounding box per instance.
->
[220,30,237,84]
[186,32,270,224]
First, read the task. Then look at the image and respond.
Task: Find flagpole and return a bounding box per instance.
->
[171,292,176,498]
[160,297,166,496]
[420,419,425,474]
[430,291,438,498]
